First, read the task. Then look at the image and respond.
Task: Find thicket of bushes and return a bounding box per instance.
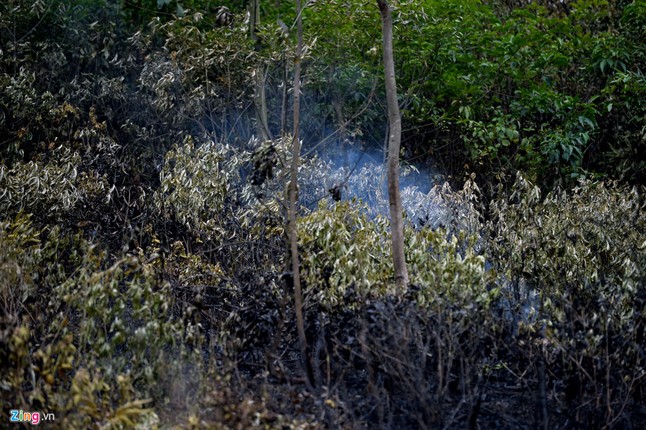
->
[1,0,645,428]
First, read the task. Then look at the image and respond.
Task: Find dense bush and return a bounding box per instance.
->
[487,174,646,428]
[299,180,487,307]
[1,215,170,428]
[394,0,645,182]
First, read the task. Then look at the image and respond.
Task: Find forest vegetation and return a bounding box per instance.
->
[1,0,645,428]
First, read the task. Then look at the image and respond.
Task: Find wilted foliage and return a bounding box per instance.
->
[2,0,645,429]
[0,150,81,218]
[156,137,232,238]
[487,174,646,428]
[0,215,178,428]
[299,201,393,303]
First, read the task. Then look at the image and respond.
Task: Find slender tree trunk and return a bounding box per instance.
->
[250,0,271,140]
[377,0,409,288]
[330,64,347,141]
[256,67,271,139]
[281,53,289,133]
[288,0,313,388]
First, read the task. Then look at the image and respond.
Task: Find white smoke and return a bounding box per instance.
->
[309,141,450,229]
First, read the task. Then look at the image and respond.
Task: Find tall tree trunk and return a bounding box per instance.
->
[288,0,313,388]
[377,0,409,288]
[256,67,271,139]
[250,0,271,140]
[281,53,289,133]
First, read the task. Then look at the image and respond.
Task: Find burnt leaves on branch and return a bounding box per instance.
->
[1,1,645,429]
